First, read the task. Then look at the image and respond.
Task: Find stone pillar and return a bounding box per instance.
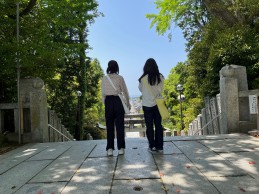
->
[229,65,249,122]
[216,94,224,134]
[197,114,202,135]
[220,65,239,133]
[188,123,192,136]
[210,97,220,134]
[52,114,57,142]
[29,78,48,142]
[61,125,65,141]
[14,109,19,133]
[205,97,214,134]
[48,110,55,142]
[57,118,61,142]
[68,131,73,140]
[164,129,171,136]
[0,110,3,133]
[201,108,208,135]
[194,119,198,135]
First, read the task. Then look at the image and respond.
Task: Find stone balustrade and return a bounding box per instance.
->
[188,65,259,136]
[0,77,74,143]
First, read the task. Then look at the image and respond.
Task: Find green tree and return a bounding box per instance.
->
[0,0,103,138]
[163,62,188,131]
[148,0,259,132]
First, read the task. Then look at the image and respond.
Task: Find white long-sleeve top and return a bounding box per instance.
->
[101,73,130,106]
[138,75,164,107]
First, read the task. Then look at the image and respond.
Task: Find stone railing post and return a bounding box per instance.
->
[29,78,48,142]
[201,108,208,135]
[205,97,214,134]
[219,65,248,133]
[197,114,202,135]
[0,110,3,133]
[210,97,220,134]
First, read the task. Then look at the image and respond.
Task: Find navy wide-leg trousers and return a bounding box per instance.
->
[143,105,163,150]
[105,96,125,150]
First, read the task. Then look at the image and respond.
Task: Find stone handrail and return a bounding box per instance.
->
[48,124,74,141]
[193,113,221,136]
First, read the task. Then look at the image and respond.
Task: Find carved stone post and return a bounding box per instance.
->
[29,78,48,142]
[219,65,245,133]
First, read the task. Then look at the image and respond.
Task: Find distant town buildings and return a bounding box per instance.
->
[130,97,142,114]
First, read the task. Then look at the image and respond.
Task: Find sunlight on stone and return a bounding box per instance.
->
[205,156,224,161]
[77,168,97,173]
[62,186,77,193]
[211,163,228,168]
[23,149,38,152]
[47,149,56,152]
[124,164,146,169]
[163,174,188,186]
[73,175,101,183]
[59,156,70,159]
[53,173,64,179]
[16,149,37,158]
[195,149,206,154]
[237,163,258,174]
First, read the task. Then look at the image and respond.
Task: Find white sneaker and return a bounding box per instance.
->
[118,148,124,155]
[148,147,157,153]
[107,149,113,156]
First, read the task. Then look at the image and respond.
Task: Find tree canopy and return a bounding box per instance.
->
[0,0,104,138]
[148,0,259,132]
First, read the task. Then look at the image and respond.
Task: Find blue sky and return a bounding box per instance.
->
[87,0,187,96]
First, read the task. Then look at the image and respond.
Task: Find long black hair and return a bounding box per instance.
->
[138,58,163,85]
[106,60,119,74]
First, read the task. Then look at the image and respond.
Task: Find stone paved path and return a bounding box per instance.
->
[1,133,259,194]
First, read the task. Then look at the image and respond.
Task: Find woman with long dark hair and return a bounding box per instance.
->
[102,60,130,156]
[138,58,164,152]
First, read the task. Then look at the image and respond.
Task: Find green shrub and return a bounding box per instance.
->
[82,126,106,140]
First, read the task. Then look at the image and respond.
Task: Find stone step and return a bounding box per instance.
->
[239,120,257,133]
[6,132,32,143]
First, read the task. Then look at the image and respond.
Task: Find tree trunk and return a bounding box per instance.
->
[203,0,238,26]
[20,0,37,17]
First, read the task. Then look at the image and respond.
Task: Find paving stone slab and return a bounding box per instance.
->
[62,184,111,194]
[89,139,147,157]
[208,176,259,193]
[88,143,107,157]
[111,179,165,194]
[200,138,259,152]
[162,142,182,154]
[154,154,219,194]
[29,141,96,182]
[0,143,50,174]
[28,143,72,161]
[0,143,35,160]
[174,141,246,177]
[173,140,224,160]
[15,182,67,194]
[1,137,259,194]
[62,157,116,194]
[192,158,247,177]
[220,151,259,179]
[125,138,148,149]
[0,160,51,194]
[114,148,159,179]
[169,133,247,141]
